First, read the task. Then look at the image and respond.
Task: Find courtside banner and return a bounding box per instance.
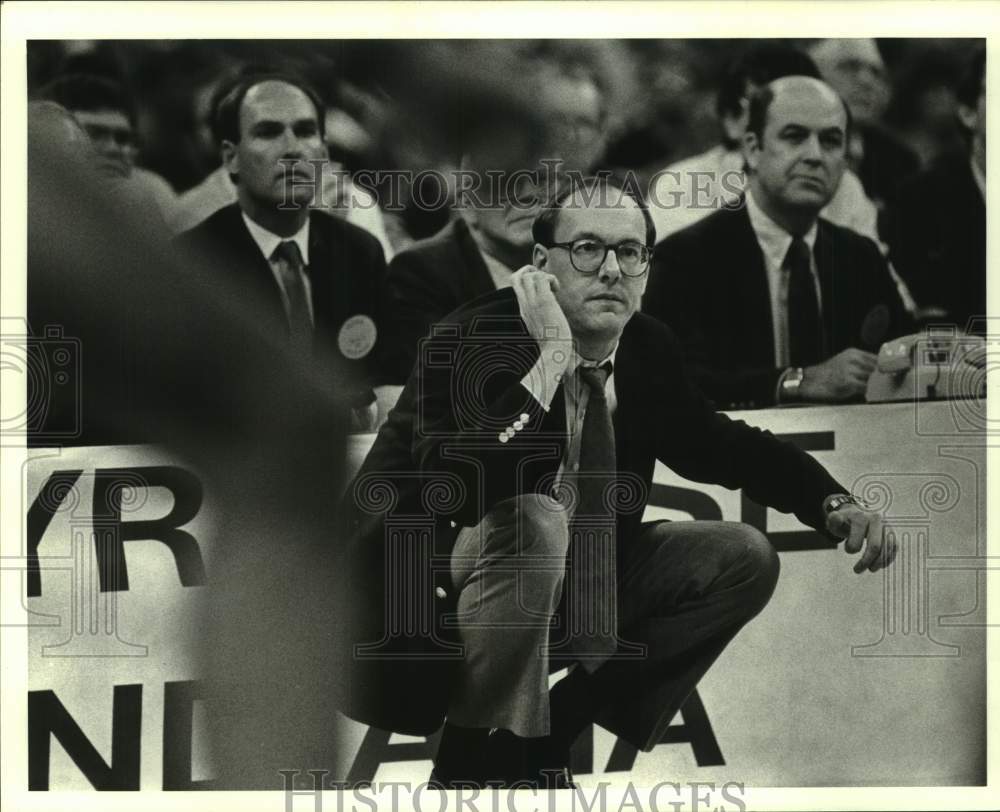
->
[24,401,985,788]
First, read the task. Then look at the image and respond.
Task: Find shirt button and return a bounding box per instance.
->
[449,520,457,528]
[435,587,448,599]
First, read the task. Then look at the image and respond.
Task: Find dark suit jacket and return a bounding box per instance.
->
[379,217,497,384]
[175,204,387,408]
[337,287,846,744]
[643,204,909,410]
[856,124,920,218]
[885,152,986,334]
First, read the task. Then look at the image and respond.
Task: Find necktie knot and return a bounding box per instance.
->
[273,240,304,269]
[578,362,612,400]
[783,237,811,273]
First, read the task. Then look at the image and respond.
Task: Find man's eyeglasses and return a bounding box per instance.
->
[547,239,652,276]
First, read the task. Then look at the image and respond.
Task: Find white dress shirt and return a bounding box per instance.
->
[744,191,820,368]
[519,335,618,518]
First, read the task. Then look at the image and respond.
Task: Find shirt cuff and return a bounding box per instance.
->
[519,350,568,412]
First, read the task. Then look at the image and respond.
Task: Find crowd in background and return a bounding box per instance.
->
[26,39,980,244]
[25,38,987,437]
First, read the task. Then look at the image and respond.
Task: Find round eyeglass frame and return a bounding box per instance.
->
[546,239,653,277]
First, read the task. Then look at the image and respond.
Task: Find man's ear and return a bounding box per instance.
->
[221,140,238,175]
[721,97,750,145]
[742,130,761,173]
[533,244,548,270]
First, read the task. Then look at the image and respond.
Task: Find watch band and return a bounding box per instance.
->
[823,494,866,514]
[779,366,804,402]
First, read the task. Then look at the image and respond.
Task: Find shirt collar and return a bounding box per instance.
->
[566,344,617,377]
[745,189,818,268]
[241,211,311,265]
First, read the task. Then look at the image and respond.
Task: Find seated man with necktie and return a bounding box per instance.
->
[338,176,896,789]
[644,76,911,411]
[174,71,387,429]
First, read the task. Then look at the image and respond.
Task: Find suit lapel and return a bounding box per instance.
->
[731,207,777,366]
[454,218,500,299]
[814,221,837,356]
[226,207,289,324]
[307,214,335,329]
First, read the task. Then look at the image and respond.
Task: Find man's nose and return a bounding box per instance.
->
[598,248,623,282]
[801,134,823,162]
[280,129,306,157]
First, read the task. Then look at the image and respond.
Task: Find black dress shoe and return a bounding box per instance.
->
[486,730,576,789]
[429,723,493,788]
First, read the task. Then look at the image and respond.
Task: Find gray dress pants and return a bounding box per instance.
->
[445,493,780,744]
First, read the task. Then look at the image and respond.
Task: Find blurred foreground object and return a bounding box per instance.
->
[27,104,352,788]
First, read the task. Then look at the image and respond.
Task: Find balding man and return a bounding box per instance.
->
[339,176,896,789]
[647,42,880,245]
[645,76,910,410]
[175,73,387,427]
[807,39,919,217]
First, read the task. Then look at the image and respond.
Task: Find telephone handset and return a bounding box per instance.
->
[865,328,986,403]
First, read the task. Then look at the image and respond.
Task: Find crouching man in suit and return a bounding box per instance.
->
[338,177,895,788]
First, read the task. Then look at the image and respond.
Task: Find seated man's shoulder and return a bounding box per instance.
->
[173,203,240,251]
[310,208,385,258]
[440,287,522,332]
[652,205,746,286]
[389,218,466,267]
[817,215,884,257]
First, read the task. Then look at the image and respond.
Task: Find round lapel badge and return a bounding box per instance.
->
[338,314,378,359]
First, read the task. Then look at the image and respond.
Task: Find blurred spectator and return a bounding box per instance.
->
[520,40,636,173]
[377,154,554,389]
[885,47,986,334]
[645,77,909,410]
[35,72,179,226]
[376,46,629,393]
[602,40,714,191]
[808,39,920,218]
[647,42,880,244]
[884,44,967,165]
[170,67,394,258]
[174,73,387,431]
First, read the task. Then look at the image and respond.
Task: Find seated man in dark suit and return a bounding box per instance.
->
[338,177,895,789]
[378,49,615,392]
[807,38,921,224]
[885,48,986,334]
[644,76,910,410]
[377,153,550,387]
[175,72,387,428]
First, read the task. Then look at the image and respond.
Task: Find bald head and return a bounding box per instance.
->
[743,75,850,231]
[747,75,851,144]
[807,38,888,124]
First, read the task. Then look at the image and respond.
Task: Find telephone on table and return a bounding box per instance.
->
[866,328,987,403]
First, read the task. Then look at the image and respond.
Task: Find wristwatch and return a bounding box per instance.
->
[824,494,866,514]
[780,367,805,401]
